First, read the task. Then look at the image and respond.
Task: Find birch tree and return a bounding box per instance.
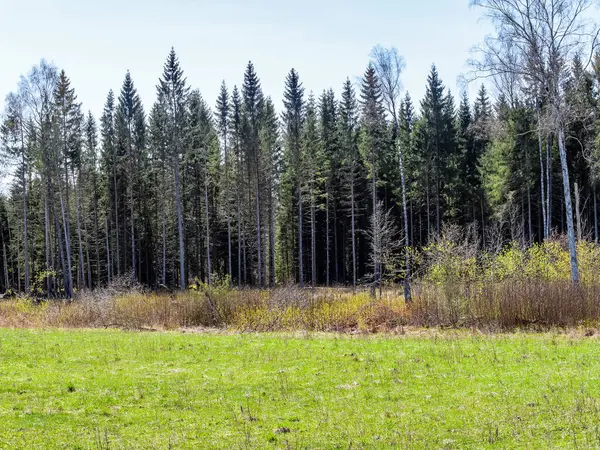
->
[470,0,600,283]
[370,45,412,301]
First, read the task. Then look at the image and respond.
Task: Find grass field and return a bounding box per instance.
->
[1,330,600,449]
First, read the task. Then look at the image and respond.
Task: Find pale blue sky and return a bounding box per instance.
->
[1,0,491,121]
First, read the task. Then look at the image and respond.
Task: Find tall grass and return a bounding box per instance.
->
[2,235,600,332]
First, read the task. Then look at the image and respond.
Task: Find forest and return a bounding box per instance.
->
[1,0,600,300]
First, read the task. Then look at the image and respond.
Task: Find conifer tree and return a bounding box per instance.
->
[359,65,386,295]
[260,97,280,286]
[157,48,189,290]
[242,62,264,286]
[319,88,339,286]
[1,93,30,292]
[100,90,118,281]
[115,71,145,281]
[215,81,232,279]
[282,68,305,286]
[338,79,360,288]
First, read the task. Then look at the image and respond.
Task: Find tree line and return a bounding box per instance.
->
[2,0,600,297]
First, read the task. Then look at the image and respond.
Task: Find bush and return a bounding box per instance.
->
[3,234,600,332]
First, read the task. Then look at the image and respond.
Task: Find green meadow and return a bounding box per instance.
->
[0,329,599,448]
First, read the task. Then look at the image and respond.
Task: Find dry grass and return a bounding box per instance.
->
[411,280,600,329]
[3,280,600,332]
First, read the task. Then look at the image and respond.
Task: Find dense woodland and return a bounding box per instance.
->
[1,0,600,297]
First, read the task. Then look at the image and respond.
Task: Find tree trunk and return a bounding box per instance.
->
[297,179,303,288]
[174,157,185,290]
[557,125,579,283]
[537,112,547,239]
[255,174,262,288]
[160,202,166,286]
[334,208,339,284]
[371,146,379,297]
[21,158,29,293]
[268,187,275,287]
[114,170,120,276]
[326,190,330,287]
[130,185,136,282]
[85,223,92,290]
[398,139,411,302]
[237,189,242,287]
[426,171,431,239]
[351,180,357,290]
[2,242,8,292]
[44,191,51,294]
[57,176,73,298]
[53,202,69,298]
[105,217,111,284]
[75,171,86,290]
[204,166,212,286]
[93,175,100,287]
[594,185,598,245]
[311,193,316,288]
[575,182,582,242]
[546,134,552,236]
[527,187,532,244]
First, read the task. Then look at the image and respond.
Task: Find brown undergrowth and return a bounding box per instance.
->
[4,234,600,332]
[1,281,600,332]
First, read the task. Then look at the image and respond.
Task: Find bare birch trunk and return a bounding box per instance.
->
[537,110,547,239]
[557,125,579,283]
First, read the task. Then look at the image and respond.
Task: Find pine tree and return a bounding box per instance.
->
[100,90,118,282]
[339,79,360,288]
[83,111,100,287]
[259,97,280,286]
[319,88,339,286]
[242,62,265,286]
[115,71,145,281]
[303,93,321,287]
[359,65,386,295]
[215,81,232,280]
[230,86,245,285]
[52,70,82,297]
[157,48,189,290]
[282,68,305,286]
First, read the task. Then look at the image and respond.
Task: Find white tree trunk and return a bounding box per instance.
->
[537,113,547,239]
[557,125,579,283]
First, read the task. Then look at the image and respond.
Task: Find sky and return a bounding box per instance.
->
[0,0,493,122]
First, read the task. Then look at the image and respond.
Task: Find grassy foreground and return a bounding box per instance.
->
[1,330,600,449]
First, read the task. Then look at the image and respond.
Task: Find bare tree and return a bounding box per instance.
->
[370,45,412,301]
[470,0,600,283]
[367,201,401,297]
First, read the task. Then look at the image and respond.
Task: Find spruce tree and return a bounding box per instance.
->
[359,65,386,295]
[157,48,189,290]
[242,62,264,286]
[215,81,232,280]
[282,68,305,286]
[115,71,145,281]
